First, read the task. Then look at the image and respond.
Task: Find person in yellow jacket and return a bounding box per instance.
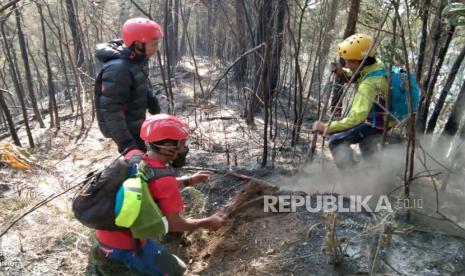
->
[313,34,390,168]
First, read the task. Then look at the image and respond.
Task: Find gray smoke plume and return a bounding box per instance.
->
[279,135,465,232]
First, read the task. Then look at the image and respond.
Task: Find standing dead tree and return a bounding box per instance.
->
[60,0,85,128]
[442,78,465,138]
[65,0,85,70]
[426,42,465,134]
[0,88,21,146]
[37,3,60,129]
[394,1,415,200]
[14,5,45,128]
[416,0,449,134]
[286,0,308,146]
[1,13,35,147]
[415,0,431,81]
[295,0,339,148]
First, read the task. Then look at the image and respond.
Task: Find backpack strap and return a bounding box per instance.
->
[363,69,388,80]
[362,69,388,128]
[138,161,176,182]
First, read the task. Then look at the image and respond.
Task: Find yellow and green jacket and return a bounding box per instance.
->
[328,60,392,134]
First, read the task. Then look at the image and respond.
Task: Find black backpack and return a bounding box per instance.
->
[72,153,175,231]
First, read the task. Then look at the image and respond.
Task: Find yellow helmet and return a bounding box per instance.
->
[338,34,376,61]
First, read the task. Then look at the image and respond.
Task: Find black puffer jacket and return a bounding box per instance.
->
[94,40,160,153]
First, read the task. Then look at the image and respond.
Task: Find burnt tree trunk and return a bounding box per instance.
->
[42,0,74,112]
[343,0,360,39]
[315,0,339,86]
[417,24,455,134]
[38,3,60,129]
[330,0,360,116]
[65,0,85,69]
[163,0,175,112]
[1,22,34,147]
[0,70,20,146]
[442,78,465,137]
[166,0,177,67]
[426,41,465,134]
[246,0,272,125]
[288,1,308,145]
[416,0,431,81]
[416,0,447,133]
[61,0,85,128]
[233,0,248,82]
[268,0,286,139]
[179,5,190,57]
[173,0,180,63]
[0,91,20,146]
[14,7,45,128]
[261,42,271,167]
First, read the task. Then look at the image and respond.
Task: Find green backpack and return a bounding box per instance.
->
[73,153,175,239]
[115,161,173,239]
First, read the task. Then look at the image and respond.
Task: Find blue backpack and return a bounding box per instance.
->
[364,66,420,123]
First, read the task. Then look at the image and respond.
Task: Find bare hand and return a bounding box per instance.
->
[330,62,344,76]
[203,213,226,231]
[189,171,212,185]
[312,121,328,135]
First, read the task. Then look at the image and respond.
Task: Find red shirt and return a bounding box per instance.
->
[96,153,184,249]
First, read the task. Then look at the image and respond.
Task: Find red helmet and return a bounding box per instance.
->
[140,114,189,143]
[121,18,164,47]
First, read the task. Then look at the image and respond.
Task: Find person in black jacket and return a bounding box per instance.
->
[94,18,163,154]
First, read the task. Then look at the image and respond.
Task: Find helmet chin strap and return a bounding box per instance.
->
[150,143,180,159]
[159,149,178,159]
[132,42,146,57]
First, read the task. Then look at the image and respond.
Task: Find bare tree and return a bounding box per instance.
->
[442,78,465,137]
[416,0,448,133]
[61,0,85,128]
[415,0,431,81]
[259,0,273,167]
[179,4,191,57]
[37,3,60,129]
[0,91,20,146]
[41,0,75,113]
[343,0,360,39]
[14,6,45,128]
[65,0,85,69]
[330,0,360,117]
[1,20,34,147]
[426,42,465,134]
[233,0,248,82]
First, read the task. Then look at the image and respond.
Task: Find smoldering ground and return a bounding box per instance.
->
[278,135,465,229]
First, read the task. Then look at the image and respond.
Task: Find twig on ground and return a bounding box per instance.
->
[0,154,122,238]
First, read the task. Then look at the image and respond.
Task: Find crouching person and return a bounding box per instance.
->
[94,114,225,275]
[313,34,392,169]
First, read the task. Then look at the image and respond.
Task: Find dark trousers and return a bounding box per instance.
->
[328,124,382,169]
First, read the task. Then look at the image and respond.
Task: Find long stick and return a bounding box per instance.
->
[306,72,335,163]
[0,153,123,238]
[183,165,275,187]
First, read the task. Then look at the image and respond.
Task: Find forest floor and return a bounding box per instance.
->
[1,59,465,275]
